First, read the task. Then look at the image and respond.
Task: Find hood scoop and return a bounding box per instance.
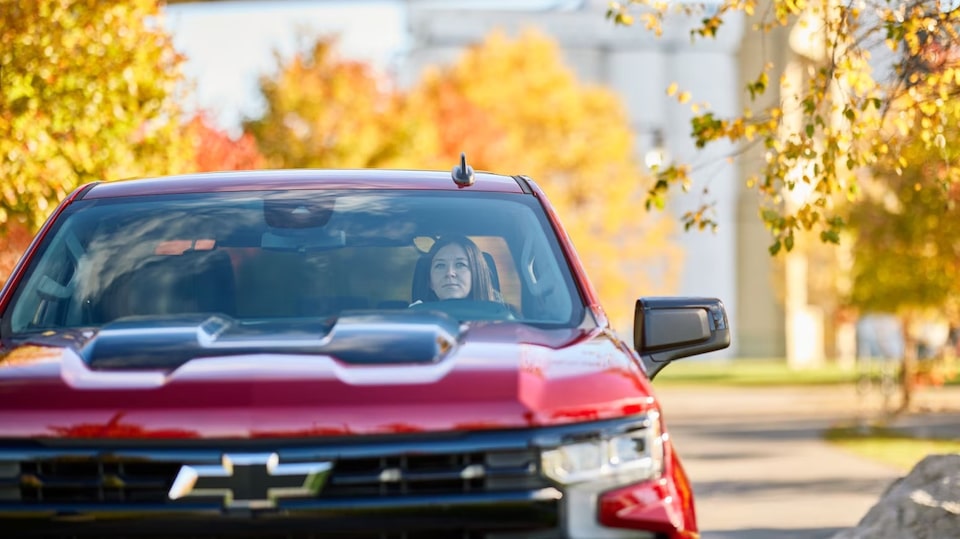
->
[81,312,462,371]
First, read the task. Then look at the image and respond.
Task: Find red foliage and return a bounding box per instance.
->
[187,113,265,172]
[0,222,33,286]
[428,80,506,168]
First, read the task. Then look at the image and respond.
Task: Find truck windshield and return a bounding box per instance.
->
[6,190,584,334]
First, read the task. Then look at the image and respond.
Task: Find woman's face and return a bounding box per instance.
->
[430,243,472,300]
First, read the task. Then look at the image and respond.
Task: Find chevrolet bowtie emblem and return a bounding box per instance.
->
[168,452,332,509]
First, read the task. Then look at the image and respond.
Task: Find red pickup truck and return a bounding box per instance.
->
[0,160,729,538]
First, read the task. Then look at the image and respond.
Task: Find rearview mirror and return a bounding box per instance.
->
[260,229,346,252]
[634,297,730,380]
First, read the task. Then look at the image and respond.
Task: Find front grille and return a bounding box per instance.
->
[324,450,541,497]
[11,459,180,503]
[0,448,545,504]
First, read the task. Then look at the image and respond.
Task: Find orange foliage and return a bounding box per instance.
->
[245,38,431,169]
[247,30,682,328]
[422,79,507,167]
[187,114,265,172]
[0,223,33,287]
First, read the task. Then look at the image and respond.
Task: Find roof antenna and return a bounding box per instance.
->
[451,152,475,187]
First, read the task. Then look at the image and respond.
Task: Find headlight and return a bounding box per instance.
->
[540,416,664,485]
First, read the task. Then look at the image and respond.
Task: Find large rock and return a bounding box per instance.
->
[833,454,960,539]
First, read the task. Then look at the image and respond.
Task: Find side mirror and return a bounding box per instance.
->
[634,297,730,380]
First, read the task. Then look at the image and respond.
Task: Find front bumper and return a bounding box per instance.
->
[3,491,559,537]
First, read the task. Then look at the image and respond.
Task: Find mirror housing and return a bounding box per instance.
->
[634,297,730,380]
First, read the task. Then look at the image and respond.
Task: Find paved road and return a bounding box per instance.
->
[654,385,930,539]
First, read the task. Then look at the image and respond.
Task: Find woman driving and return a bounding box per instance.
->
[411,235,499,304]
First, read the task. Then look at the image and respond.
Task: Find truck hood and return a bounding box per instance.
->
[0,313,656,439]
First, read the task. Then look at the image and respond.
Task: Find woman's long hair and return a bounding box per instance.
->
[413,235,497,302]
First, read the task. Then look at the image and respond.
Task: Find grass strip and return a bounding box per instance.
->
[825,424,960,472]
[655,358,858,387]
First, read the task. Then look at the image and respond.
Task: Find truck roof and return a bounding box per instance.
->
[81,169,528,199]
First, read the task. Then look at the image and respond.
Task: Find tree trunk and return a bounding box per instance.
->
[899,315,917,413]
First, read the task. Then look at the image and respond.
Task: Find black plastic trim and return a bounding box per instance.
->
[72,182,100,201]
[512,175,534,194]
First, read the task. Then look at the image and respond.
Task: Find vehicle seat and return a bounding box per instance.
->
[95,250,236,323]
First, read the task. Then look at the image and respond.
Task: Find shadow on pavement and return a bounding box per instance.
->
[694,477,892,497]
[703,527,844,539]
[668,416,851,442]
